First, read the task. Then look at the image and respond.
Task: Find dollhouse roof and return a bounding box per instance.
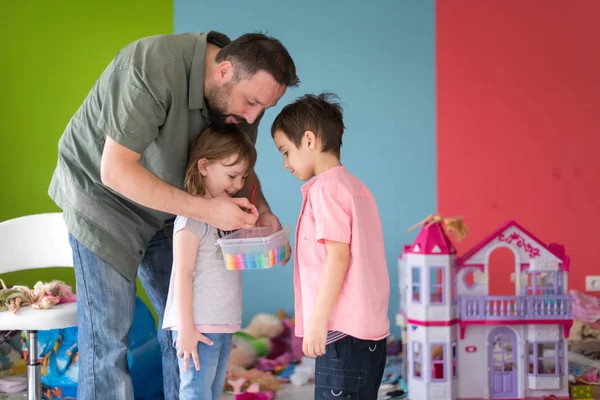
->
[406,221,455,255]
[456,220,569,271]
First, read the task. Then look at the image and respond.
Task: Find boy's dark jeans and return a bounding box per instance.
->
[314,335,387,399]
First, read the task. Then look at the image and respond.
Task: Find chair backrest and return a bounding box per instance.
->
[0,212,73,274]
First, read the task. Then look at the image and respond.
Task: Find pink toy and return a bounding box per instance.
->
[255,353,292,372]
[235,390,276,400]
[398,217,572,400]
[279,318,303,362]
[570,289,600,323]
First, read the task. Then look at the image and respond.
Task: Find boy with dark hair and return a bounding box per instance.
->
[271,93,390,399]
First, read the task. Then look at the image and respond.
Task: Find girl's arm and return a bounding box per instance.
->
[173,228,200,332]
[173,228,213,371]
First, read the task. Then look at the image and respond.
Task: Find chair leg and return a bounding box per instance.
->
[26,330,41,400]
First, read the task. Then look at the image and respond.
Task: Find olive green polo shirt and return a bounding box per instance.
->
[48,31,260,281]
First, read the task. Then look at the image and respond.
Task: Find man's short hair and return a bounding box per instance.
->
[217,32,300,87]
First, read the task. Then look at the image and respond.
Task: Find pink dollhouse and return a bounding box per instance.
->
[397,219,573,400]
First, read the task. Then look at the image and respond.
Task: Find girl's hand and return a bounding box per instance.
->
[176,328,213,371]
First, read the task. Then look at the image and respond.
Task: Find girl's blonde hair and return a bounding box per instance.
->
[183,126,257,196]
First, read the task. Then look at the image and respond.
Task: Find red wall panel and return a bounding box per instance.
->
[437,1,600,294]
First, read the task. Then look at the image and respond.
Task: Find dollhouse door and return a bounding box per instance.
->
[488,327,518,398]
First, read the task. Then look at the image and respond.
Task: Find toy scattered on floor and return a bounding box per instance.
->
[570,320,600,343]
[226,368,281,394]
[0,279,76,314]
[224,310,309,395]
[254,352,292,373]
[386,336,401,355]
[571,290,600,330]
[399,217,573,400]
[381,389,407,399]
[273,362,296,382]
[0,331,25,377]
[381,355,403,386]
[229,313,286,370]
[21,297,162,400]
[235,390,276,400]
[0,374,26,393]
[289,356,315,387]
[217,227,291,270]
[408,214,468,241]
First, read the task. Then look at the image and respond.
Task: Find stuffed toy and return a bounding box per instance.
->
[0,279,76,314]
[228,313,285,370]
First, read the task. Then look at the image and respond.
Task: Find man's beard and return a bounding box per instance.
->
[205,83,247,130]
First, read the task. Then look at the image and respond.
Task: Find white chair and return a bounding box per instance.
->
[0,213,77,400]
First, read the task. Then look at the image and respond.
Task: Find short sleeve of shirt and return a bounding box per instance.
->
[312,181,352,244]
[174,216,209,241]
[97,67,166,154]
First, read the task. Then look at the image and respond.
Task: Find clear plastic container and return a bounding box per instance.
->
[216,226,291,270]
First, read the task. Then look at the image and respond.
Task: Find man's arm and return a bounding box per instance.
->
[98,57,257,230]
[101,138,204,218]
[102,138,258,229]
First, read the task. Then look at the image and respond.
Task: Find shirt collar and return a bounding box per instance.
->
[301,165,347,196]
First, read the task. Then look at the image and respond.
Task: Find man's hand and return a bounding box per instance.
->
[257,210,291,265]
[202,196,258,231]
[302,316,328,358]
[257,210,282,232]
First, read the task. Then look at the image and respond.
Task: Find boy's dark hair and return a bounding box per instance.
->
[217,32,300,87]
[271,92,345,158]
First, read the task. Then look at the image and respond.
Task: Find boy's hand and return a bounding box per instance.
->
[176,328,213,371]
[303,317,328,358]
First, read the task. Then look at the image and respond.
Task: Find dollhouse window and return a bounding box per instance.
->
[527,342,562,376]
[452,341,457,378]
[431,343,446,381]
[411,267,421,303]
[463,267,477,290]
[527,271,558,296]
[430,267,444,304]
[413,342,422,379]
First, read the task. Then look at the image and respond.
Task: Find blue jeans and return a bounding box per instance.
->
[314,335,387,399]
[173,331,233,400]
[69,227,179,400]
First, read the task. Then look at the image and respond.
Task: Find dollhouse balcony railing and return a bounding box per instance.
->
[460,295,572,321]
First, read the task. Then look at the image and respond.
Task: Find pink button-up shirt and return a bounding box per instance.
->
[294,166,390,340]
